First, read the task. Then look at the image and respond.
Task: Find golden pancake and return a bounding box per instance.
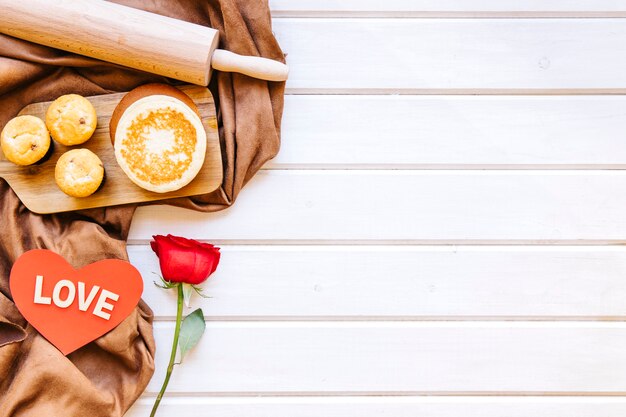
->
[110,84,206,193]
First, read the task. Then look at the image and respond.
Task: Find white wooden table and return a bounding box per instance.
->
[126,2,626,415]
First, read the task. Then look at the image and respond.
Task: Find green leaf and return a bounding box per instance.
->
[178,308,206,363]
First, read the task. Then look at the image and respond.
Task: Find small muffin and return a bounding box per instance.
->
[1,115,51,165]
[55,149,104,197]
[46,94,97,145]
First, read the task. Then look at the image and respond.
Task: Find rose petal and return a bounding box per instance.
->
[199,242,217,251]
[150,240,160,256]
[151,235,221,285]
[168,235,197,248]
[209,250,221,274]
[154,236,197,282]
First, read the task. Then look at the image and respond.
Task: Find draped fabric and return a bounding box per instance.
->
[0,1,285,415]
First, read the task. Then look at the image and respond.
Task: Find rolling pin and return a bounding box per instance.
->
[0,0,288,85]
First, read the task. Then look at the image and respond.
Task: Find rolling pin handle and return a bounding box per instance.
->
[211,49,289,82]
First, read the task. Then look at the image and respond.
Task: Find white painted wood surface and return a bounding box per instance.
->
[270,0,626,17]
[130,171,626,243]
[274,19,626,93]
[138,322,626,394]
[275,96,626,169]
[126,3,626,416]
[129,397,626,417]
[130,246,626,320]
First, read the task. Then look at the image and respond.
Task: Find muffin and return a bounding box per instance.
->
[109,84,206,193]
[1,115,51,166]
[55,149,104,197]
[46,94,97,145]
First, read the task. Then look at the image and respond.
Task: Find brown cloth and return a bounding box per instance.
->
[0,0,285,415]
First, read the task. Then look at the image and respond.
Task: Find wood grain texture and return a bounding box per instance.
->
[130,245,626,320]
[0,0,218,85]
[211,50,289,82]
[273,18,626,93]
[0,85,221,214]
[275,95,626,168]
[127,396,626,417]
[144,322,626,394]
[129,170,626,243]
[0,0,287,84]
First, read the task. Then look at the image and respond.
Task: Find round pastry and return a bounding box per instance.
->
[109,84,206,193]
[45,94,97,145]
[55,149,104,197]
[1,115,51,166]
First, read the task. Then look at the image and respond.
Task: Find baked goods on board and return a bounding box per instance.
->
[55,148,104,197]
[1,84,210,202]
[110,84,206,193]
[1,115,50,165]
[46,94,97,146]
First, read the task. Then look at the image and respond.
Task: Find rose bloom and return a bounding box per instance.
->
[151,235,220,285]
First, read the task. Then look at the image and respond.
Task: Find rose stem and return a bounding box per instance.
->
[150,283,184,417]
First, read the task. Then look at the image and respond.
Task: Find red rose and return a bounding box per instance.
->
[150,234,220,285]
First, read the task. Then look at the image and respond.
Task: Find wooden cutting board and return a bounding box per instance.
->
[0,85,222,214]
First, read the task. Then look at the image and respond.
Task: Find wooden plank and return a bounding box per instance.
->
[273,19,626,93]
[131,245,626,319]
[127,396,626,417]
[275,96,626,169]
[270,0,626,17]
[144,322,626,394]
[129,171,626,243]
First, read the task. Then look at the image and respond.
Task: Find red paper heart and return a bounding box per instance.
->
[10,249,143,355]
